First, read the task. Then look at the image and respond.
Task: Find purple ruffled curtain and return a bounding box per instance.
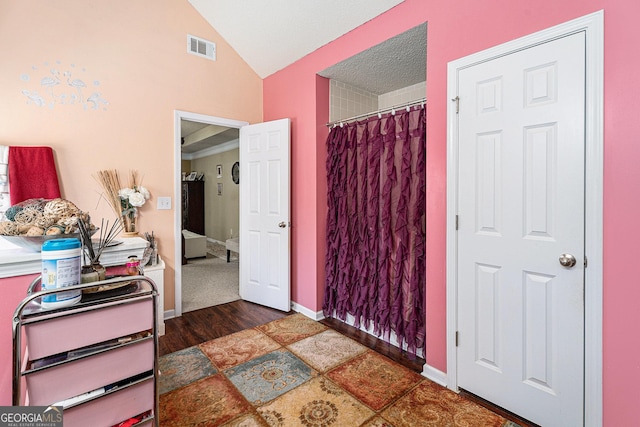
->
[323,105,426,355]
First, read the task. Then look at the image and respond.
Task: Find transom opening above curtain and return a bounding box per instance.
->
[323,104,426,356]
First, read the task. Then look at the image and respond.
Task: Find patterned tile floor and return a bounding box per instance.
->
[159,313,521,427]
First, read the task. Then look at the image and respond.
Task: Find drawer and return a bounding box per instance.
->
[25,298,153,360]
[26,338,154,406]
[62,377,155,427]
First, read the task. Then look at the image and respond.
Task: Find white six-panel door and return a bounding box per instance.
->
[456,33,585,426]
[239,118,290,312]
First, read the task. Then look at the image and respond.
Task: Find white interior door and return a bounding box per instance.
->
[239,118,290,311]
[456,33,585,426]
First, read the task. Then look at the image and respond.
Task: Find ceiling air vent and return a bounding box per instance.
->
[187,34,216,61]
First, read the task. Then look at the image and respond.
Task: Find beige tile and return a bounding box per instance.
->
[288,329,368,372]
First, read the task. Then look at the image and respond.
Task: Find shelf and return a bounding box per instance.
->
[20,278,154,319]
[27,330,152,371]
[56,371,153,410]
[24,296,153,361]
[24,336,153,406]
[62,376,155,426]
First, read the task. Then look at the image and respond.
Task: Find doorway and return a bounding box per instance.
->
[173,111,248,317]
[446,11,603,426]
[181,119,240,313]
[173,112,292,317]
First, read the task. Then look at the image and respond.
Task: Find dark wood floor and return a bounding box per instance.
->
[158,300,425,373]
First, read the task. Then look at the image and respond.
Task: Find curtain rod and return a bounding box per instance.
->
[326,97,426,128]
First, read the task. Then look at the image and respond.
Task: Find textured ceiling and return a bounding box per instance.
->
[318,23,426,94]
[188,0,405,78]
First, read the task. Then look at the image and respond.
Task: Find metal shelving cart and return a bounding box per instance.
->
[13,275,159,427]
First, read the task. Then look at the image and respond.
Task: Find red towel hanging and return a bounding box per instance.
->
[8,146,61,204]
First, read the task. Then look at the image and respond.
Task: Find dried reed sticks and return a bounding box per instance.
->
[77,217,123,265]
[129,170,140,189]
[95,169,124,219]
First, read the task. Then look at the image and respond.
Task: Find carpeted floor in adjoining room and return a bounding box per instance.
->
[158,313,522,427]
[181,241,239,313]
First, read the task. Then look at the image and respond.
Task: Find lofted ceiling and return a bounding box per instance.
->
[184,0,426,154]
[188,0,406,79]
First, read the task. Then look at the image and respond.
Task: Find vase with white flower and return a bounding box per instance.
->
[96,169,151,237]
[119,184,150,236]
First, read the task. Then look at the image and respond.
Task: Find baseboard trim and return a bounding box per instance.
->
[422,363,447,387]
[291,302,324,321]
[164,309,176,320]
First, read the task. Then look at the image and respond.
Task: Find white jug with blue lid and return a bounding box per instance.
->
[41,238,82,308]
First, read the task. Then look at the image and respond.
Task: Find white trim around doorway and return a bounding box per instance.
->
[440,10,603,426]
[173,110,249,317]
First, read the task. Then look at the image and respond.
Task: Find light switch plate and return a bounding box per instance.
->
[157,197,171,210]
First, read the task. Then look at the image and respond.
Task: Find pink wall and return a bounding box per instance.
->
[314,75,329,307]
[264,0,639,423]
[600,0,640,420]
[0,0,263,312]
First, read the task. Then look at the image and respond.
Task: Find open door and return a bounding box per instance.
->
[239,118,290,311]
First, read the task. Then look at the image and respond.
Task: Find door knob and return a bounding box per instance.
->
[559,253,577,268]
[278,222,287,228]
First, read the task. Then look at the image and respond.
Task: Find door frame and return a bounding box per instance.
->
[173,110,248,317]
[445,11,603,425]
